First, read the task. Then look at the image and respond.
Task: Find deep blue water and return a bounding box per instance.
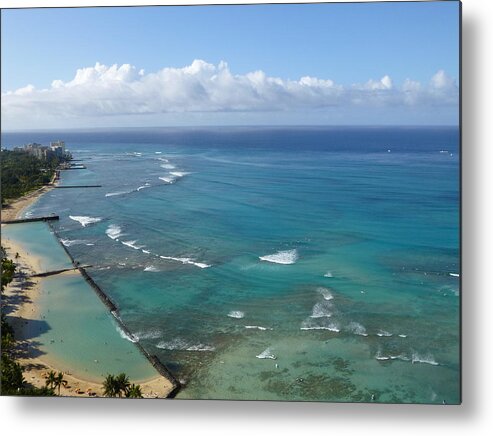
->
[2,127,460,403]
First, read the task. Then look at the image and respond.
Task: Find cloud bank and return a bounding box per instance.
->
[2,60,458,127]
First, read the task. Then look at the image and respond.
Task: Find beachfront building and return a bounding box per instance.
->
[50,140,66,157]
[16,141,68,160]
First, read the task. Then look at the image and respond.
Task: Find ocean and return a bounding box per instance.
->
[1,126,460,403]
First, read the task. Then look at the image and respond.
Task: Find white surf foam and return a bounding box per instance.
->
[115,325,139,343]
[122,240,145,250]
[256,347,277,360]
[186,345,216,352]
[227,311,245,319]
[324,271,334,278]
[317,287,334,301]
[398,334,408,338]
[60,238,87,247]
[300,319,340,332]
[105,190,131,197]
[190,261,211,269]
[259,249,298,265]
[449,273,460,277]
[134,329,162,340]
[159,176,176,184]
[245,325,271,331]
[144,266,160,272]
[157,157,169,162]
[106,224,123,240]
[160,164,176,169]
[142,249,151,254]
[155,152,162,154]
[411,352,439,366]
[136,183,151,191]
[376,330,393,337]
[310,301,333,318]
[159,255,211,269]
[169,171,191,177]
[69,215,102,227]
[390,354,411,362]
[156,339,215,352]
[300,325,340,332]
[375,350,390,361]
[347,321,368,336]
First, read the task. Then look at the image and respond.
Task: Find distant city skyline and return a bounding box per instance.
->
[1,1,460,129]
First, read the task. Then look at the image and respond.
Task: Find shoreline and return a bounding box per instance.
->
[1,180,176,398]
[1,182,56,222]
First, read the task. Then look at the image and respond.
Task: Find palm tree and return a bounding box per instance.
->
[103,374,118,398]
[53,372,68,395]
[125,384,143,399]
[45,371,56,390]
[115,373,130,398]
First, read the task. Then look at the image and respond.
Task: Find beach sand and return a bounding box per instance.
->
[1,180,56,222]
[1,189,176,398]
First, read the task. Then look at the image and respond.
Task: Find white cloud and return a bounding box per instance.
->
[1,60,458,126]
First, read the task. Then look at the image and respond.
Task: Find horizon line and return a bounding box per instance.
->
[1,124,460,133]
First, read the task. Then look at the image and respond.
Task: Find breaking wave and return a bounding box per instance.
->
[310,301,333,318]
[300,319,340,332]
[169,171,191,177]
[134,329,162,340]
[156,338,215,352]
[245,325,271,331]
[105,190,132,197]
[106,224,123,240]
[259,249,298,265]
[122,240,146,250]
[227,311,245,319]
[411,352,439,366]
[69,215,102,227]
[136,183,151,191]
[159,255,211,269]
[60,238,87,247]
[159,176,176,184]
[346,321,368,336]
[376,330,393,337]
[317,287,334,301]
[115,325,138,343]
[256,347,277,360]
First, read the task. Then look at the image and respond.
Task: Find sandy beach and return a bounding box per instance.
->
[1,189,176,398]
[1,170,59,222]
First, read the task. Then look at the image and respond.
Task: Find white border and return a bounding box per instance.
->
[2,1,493,435]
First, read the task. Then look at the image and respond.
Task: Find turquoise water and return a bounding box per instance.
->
[35,274,158,382]
[2,127,460,403]
[1,222,159,382]
[2,222,74,273]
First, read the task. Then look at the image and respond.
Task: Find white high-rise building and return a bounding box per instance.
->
[50,140,65,153]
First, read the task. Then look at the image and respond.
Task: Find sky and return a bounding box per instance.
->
[1,1,460,129]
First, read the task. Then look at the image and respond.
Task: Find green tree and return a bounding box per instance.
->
[103,373,135,398]
[1,247,16,293]
[103,374,118,397]
[45,370,57,390]
[53,372,68,395]
[126,383,143,399]
[0,353,25,395]
[115,373,130,398]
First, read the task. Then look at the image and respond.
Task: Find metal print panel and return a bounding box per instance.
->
[0,0,461,404]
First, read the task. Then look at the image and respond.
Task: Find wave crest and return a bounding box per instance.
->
[69,215,102,227]
[259,249,298,265]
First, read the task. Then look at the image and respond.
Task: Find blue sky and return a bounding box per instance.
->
[1,1,460,128]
